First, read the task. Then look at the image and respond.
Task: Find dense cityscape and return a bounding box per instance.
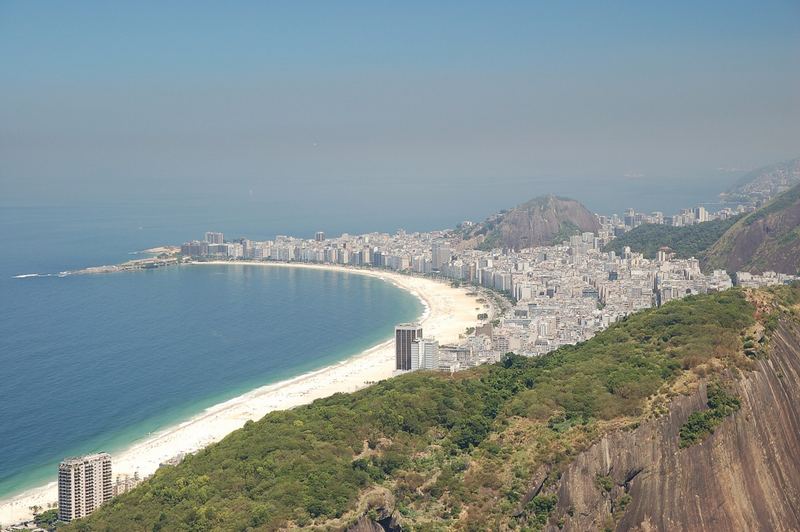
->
[6,166,799,529]
[176,200,797,375]
[13,185,791,529]
[8,211,798,529]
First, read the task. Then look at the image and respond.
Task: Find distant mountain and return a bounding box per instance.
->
[603,215,743,260]
[724,158,800,203]
[462,195,600,250]
[705,183,800,274]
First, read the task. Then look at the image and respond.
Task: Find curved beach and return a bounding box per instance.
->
[0,262,483,526]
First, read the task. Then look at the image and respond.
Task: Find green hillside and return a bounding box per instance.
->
[58,286,786,531]
[603,215,743,260]
[705,183,800,274]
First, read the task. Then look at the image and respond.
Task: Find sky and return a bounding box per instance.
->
[1,1,799,223]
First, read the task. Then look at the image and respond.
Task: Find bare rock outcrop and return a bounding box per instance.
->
[548,319,800,532]
[463,195,600,250]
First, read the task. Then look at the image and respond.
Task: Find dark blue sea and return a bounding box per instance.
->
[0,201,422,500]
[0,174,732,500]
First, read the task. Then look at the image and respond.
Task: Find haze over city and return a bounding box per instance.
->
[2,1,799,226]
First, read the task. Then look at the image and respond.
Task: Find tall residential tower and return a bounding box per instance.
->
[204,231,224,244]
[395,323,422,370]
[58,453,113,522]
[410,338,439,370]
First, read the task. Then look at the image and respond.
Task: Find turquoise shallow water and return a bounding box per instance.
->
[0,204,422,500]
[0,176,726,501]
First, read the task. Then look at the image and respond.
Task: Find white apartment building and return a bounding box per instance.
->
[411,338,439,370]
[58,453,112,522]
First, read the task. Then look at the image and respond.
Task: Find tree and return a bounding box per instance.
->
[34,508,59,528]
[452,415,492,449]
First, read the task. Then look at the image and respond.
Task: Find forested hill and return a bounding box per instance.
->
[64,284,800,531]
[705,183,800,275]
[602,215,742,261]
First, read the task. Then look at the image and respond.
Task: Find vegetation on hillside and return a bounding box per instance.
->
[678,383,741,447]
[743,182,800,225]
[549,221,581,245]
[34,509,60,530]
[66,288,779,531]
[602,215,743,260]
[475,229,503,251]
[705,184,800,274]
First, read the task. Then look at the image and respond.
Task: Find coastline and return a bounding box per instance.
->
[0,261,483,526]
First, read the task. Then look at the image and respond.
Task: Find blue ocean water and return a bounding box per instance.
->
[0,202,422,500]
[0,174,729,500]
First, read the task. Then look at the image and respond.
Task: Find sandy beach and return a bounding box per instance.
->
[0,262,484,526]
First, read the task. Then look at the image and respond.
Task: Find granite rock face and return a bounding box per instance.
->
[705,183,800,275]
[548,319,800,532]
[464,195,600,250]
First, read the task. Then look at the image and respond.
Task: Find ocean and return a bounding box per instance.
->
[0,202,422,500]
[0,175,730,501]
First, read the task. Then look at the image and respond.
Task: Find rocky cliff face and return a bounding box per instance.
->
[547,319,800,532]
[463,195,600,250]
[704,183,800,274]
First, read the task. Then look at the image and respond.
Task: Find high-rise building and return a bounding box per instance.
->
[410,337,439,370]
[58,453,113,522]
[112,472,141,497]
[395,323,422,370]
[315,231,326,242]
[180,240,209,257]
[693,206,708,223]
[431,243,451,270]
[205,231,224,244]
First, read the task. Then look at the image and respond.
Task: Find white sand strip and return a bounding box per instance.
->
[0,263,483,526]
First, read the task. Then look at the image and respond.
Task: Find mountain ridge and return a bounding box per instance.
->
[602,215,743,261]
[546,290,800,531]
[601,183,799,275]
[461,195,600,250]
[725,157,800,202]
[705,183,800,274]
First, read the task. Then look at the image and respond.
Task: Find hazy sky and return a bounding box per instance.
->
[1,1,799,218]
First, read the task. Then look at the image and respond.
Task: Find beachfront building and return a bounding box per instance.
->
[431,242,452,271]
[205,231,224,244]
[180,240,209,257]
[58,453,112,522]
[410,338,439,370]
[169,202,753,367]
[112,472,142,496]
[395,323,423,370]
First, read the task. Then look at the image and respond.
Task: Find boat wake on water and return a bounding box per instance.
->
[12,272,69,279]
